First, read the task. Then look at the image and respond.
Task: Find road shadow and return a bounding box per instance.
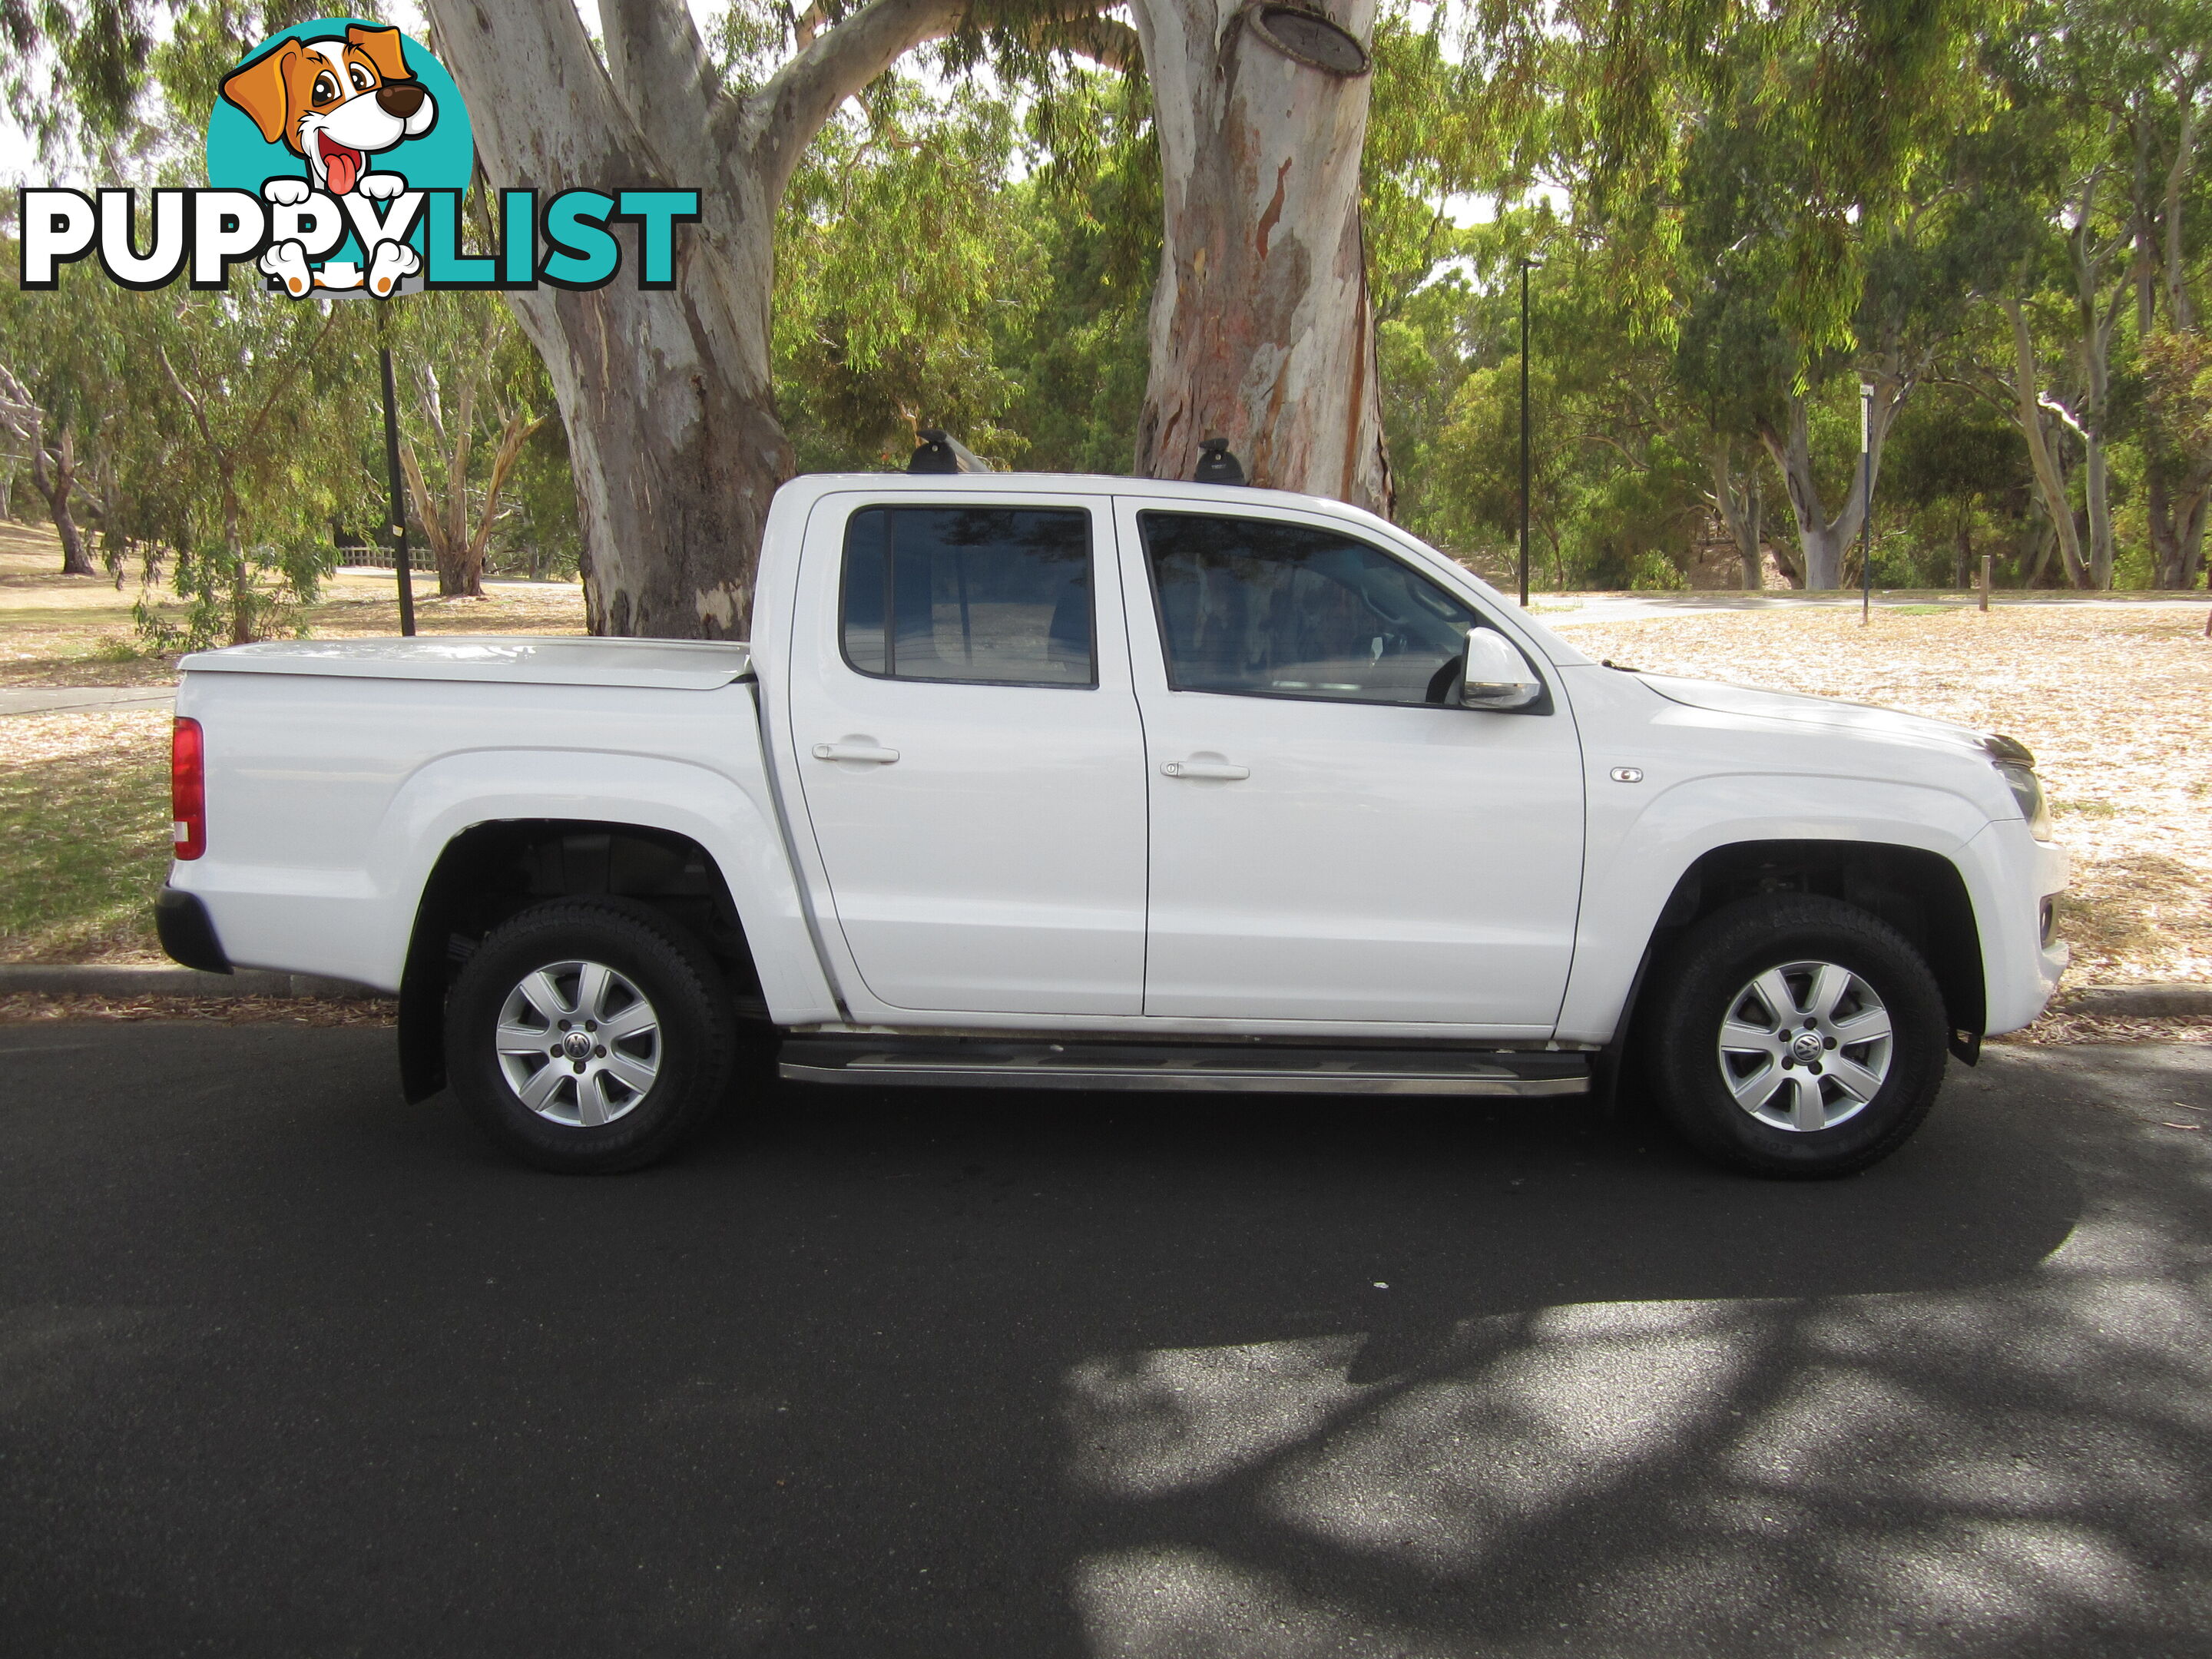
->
[5,1026,2206,1657]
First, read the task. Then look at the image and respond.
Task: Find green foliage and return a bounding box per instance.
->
[129,273,380,648]
[774,75,1035,469]
[5,0,2206,601]
[993,69,1159,474]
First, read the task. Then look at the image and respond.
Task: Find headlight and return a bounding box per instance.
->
[1993,758,2054,842]
[1982,734,2053,841]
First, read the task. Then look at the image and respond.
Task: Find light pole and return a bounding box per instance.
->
[1519,256,1541,608]
[1859,382,1873,625]
[380,344,416,637]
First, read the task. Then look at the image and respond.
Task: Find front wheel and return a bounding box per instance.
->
[445,898,737,1174]
[1644,895,1950,1178]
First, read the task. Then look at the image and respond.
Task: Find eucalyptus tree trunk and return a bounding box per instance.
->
[1128,0,1392,513]
[1757,388,1899,591]
[1708,437,1765,590]
[2002,296,2091,590]
[2061,174,2128,591]
[423,0,962,637]
[28,426,93,578]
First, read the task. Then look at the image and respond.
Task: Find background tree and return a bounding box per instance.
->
[394,292,549,598]
[151,282,375,646]
[0,364,92,575]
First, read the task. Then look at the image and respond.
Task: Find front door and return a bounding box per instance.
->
[1117,501,1587,1031]
[785,494,1148,1016]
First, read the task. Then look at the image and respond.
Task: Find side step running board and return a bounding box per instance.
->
[780,1038,1589,1097]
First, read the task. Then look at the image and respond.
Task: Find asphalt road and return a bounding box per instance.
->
[3,1026,2208,1657]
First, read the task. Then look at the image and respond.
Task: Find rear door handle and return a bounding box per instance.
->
[1161,760,1250,781]
[813,742,899,764]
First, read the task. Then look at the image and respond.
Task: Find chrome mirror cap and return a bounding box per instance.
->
[1462,629,1542,710]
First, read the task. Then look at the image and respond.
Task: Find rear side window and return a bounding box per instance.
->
[1141,512,1479,706]
[841,506,1095,687]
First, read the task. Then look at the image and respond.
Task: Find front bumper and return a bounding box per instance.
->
[1985,831,2069,1035]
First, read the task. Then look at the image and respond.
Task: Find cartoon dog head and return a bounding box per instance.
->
[220,25,436,197]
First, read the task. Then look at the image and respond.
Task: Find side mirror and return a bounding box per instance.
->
[1462,628,1543,710]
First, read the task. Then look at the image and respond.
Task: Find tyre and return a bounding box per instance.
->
[1644,894,1949,1178]
[445,897,737,1174]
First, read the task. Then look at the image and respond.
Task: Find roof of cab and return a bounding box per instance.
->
[777,469,1399,529]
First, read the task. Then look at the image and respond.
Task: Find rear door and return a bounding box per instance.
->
[783,492,1148,1016]
[1115,499,1587,1032]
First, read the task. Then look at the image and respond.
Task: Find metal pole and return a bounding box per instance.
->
[1859,383,1873,625]
[1979,551,1992,612]
[380,344,416,637]
[1518,259,1532,609]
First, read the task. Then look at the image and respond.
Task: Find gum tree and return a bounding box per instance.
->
[416,0,995,637]
[1123,0,1392,508]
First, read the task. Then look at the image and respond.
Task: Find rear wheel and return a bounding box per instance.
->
[1644,895,1949,1177]
[446,898,736,1174]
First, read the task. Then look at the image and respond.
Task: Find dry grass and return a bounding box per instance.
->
[0,521,585,690]
[1554,603,2212,987]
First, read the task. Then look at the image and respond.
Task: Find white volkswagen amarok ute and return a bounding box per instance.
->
[155,462,2068,1177]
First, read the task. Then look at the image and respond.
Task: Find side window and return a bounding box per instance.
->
[841,506,1095,687]
[1141,512,1483,707]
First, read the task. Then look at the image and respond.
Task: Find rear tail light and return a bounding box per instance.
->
[171,716,206,860]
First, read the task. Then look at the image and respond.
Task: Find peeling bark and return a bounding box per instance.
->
[1128,0,1392,513]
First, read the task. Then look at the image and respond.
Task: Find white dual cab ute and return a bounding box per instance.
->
[157,468,2069,1177]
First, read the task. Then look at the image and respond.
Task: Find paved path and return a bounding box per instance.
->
[0,684,173,716]
[2,1028,2208,1656]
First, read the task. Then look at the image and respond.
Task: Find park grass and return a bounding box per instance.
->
[0,710,174,962]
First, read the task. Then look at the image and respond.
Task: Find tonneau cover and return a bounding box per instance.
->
[179,635,753,691]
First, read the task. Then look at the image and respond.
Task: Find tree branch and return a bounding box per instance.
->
[469,411,547,565]
[728,0,968,198]
[156,346,217,455]
[237,313,339,457]
[424,0,654,194]
[1032,8,1141,73]
[604,0,727,183]
[399,439,455,565]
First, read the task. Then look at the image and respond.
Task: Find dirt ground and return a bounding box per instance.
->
[1552,604,2212,990]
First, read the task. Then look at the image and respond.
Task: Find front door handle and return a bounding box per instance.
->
[813,742,900,764]
[1161,760,1250,781]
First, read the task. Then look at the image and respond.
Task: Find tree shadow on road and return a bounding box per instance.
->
[5,1028,2209,1657]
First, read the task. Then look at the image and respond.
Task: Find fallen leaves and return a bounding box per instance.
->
[0,992,396,1025]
